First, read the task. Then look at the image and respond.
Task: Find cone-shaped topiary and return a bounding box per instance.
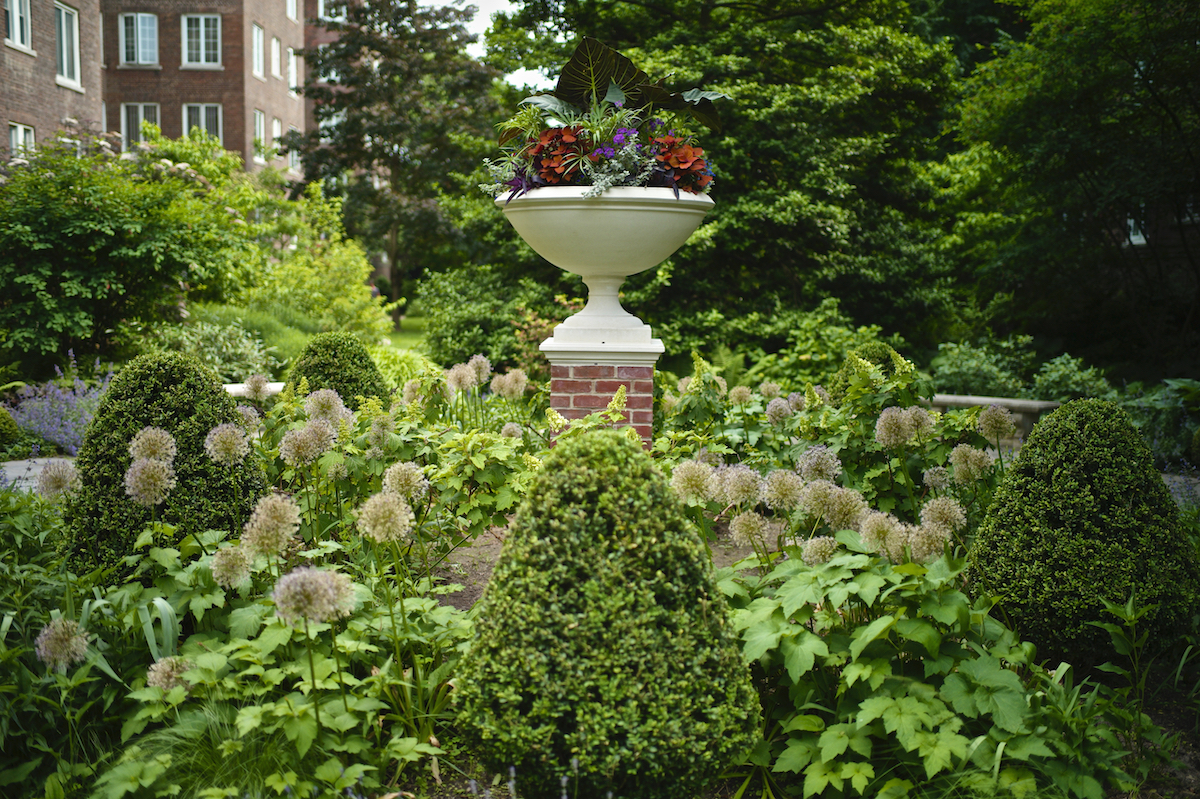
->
[970,398,1200,670]
[64,352,266,580]
[454,429,757,799]
[286,331,389,411]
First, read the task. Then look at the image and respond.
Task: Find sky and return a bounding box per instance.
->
[460,0,555,89]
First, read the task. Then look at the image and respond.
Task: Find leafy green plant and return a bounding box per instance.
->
[138,321,280,383]
[189,303,314,374]
[454,429,757,799]
[286,332,390,412]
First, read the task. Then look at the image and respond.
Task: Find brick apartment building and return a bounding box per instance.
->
[3,0,314,171]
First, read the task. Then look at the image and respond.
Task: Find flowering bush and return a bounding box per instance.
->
[483,37,724,200]
[6,352,113,456]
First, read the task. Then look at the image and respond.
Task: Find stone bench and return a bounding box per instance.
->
[930,393,1061,443]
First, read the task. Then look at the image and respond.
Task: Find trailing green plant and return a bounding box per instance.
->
[286,332,390,412]
[721,534,1135,799]
[454,429,758,799]
[971,399,1200,671]
[63,352,267,581]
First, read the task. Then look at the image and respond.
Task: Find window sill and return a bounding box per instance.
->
[117,62,163,70]
[4,39,37,56]
[180,63,224,70]
[55,76,86,93]
[253,72,266,82]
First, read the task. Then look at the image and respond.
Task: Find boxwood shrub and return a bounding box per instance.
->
[970,398,1200,670]
[286,331,389,410]
[64,352,266,580]
[454,429,757,799]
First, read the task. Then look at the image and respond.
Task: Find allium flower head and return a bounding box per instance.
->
[129,426,176,463]
[728,385,753,405]
[37,460,80,499]
[799,479,838,520]
[368,413,395,447]
[356,491,415,544]
[979,404,1017,442]
[884,525,916,564]
[273,566,355,625]
[717,464,764,507]
[236,404,260,430]
[859,511,903,554]
[875,406,914,449]
[802,536,839,566]
[490,369,529,400]
[762,469,804,511]
[279,419,335,467]
[796,445,841,483]
[670,460,718,503]
[125,457,177,506]
[906,406,934,440]
[950,444,994,484]
[758,381,782,400]
[729,511,768,547]
[766,397,792,426]
[468,354,492,385]
[677,377,691,394]
[383,461,429,501]
[909,524,949,563]
[713,375,728,397]
[244,374,271,404]
[35,617,90,673]
[402,379,423,406]
[243,493,301,557]
[787,392,806,412]
[500,422,523,439]
[305,389,350,426]
[920,496,967,536]
[661,393,678,414]
[446,362,477,394]
[801,481,866,531]
[923,466,950,492]
[204,423,249,466]
[210,545,252,589]
[147,656,194,692]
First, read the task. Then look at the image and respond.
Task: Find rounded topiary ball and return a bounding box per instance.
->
[454,429,757,799]
[0,406,20,448]
[970,398,1200,670]
[287,331,389,411]
[65,352,266,580]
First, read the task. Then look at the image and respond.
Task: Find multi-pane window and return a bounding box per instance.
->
[317,0,343,21]
[183,103,221,142]
[288,126,300,170]
[54,3,80,85]
[8,122,34,155]
[253,109,265,162]
[286,0,296,21]
[287,47,297,95]
[251,24,263,76]
[270,36,280,77]
[181,14,220,66]
[271,117,282,148]
[5,0,31,49]
[120,13,157,64]
[121,102,158,149]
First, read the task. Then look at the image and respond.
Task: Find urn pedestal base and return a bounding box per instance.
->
[544,347,659,445]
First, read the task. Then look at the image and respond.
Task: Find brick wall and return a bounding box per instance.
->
[550,364,655,444]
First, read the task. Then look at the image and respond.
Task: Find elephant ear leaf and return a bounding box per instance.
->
[638,85,726,132]
[555,37,648,109]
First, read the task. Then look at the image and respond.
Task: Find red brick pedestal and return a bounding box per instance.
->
[548,361,657,443]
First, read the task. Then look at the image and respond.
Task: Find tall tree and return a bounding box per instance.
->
[954,0,1200,377]
[288,0,502,294]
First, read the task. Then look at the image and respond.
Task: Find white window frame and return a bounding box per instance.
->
[317,0,344,21]
[9,122,35,155]
[286,0,296,21]
[182,103,222,143]
[119,13,157,65]
[120,102,158,150]
[287,125,300,170]
[270,36,280,77]
[251,24,264,77]
[181,14,221,68]
[287,47,298,96]
[252,109,265,163]
[54,2,82,89]
[5,0,32,51]
[271,116,282,148]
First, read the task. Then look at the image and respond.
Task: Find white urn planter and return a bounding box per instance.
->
[497,185,714,362]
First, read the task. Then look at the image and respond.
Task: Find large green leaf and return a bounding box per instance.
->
[554,37,648,109]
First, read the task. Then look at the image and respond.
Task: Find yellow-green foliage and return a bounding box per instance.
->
[0,406,20,448]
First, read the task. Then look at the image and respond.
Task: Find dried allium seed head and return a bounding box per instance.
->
[905,406,934,440]
[677,377,692,394]
[244,373,271,404]
[909,524,950,563]
[210,545,252,589]
[500,422,523,439]
[787,392,806,412]
[446,363,477,394]
[825,486,868,531]
[718,464,764,507]
[204,422,249,466]
[279,419,335,467]
[728,385,753,405]
[978,403,1017,442]
[801,535,839,566]
[950,444,994,484]
[467,354,492,385]
[273,566,355,625]
[368,413,395,447]
[129,426,177,463]
[382,462,429,501]
[670,460,718,503]
[147,655,194,692]
[762,469,804,511]
[758,381,782,400]
[243,493,301,558]
[923,466,950,492]
[883,525,915,564]
[729,511,768,547]
[304,389,349,425]
[37,460,80,499]
[660,392,679,414]
[920,496,967,536]
[236,404,260,430]
[124,457,177,506]
[859,511,903,554]
[35,617,90,673]
[875,406,914,449]
[713,375,728,397]
[766,397,792,426]
[796,445,842,483]
[356,491,415,544]
[402,379,423,406]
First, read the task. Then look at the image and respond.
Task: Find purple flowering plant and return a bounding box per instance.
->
[7,351,114,455]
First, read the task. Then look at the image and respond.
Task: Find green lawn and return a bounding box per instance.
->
[387,315,426,350]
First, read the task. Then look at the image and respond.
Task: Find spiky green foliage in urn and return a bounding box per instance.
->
[64,352,266,580]
[454,429,757,799]
[970,398,1200,670]
[286,331,389,411]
